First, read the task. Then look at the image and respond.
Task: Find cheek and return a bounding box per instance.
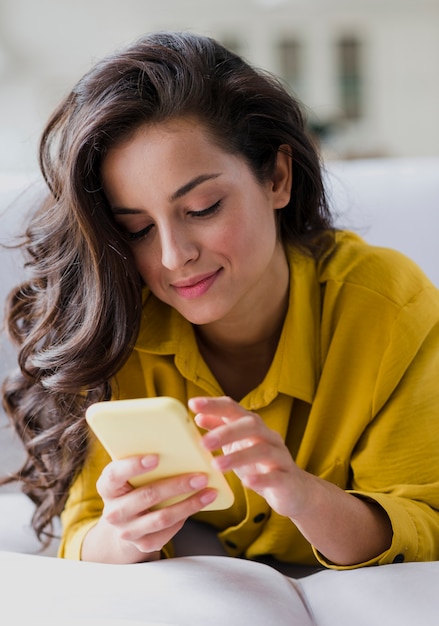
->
[225,209,277,253]
[131,246,159,285]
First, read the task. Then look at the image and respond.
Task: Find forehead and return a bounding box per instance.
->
[101,116,241,185]
[100,116,254,208]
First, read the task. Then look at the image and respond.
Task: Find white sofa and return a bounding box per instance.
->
[0,159,438,625]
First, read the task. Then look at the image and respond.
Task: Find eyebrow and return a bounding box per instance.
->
[111,173,222,214]
[169,173,221,202]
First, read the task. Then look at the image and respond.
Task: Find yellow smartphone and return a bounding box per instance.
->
[85,396,234,511]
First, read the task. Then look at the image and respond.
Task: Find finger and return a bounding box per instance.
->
[97,454,159,499]
[213,439,283,473]
[194,412,224,432]
[201,415,283,452]
[199,415,258,450]
[242,468,289,490]
[189,396,247,422]
[124,520,185,554]
[104,472,213,524]
[114,487,218,547]
[138,487,218,537]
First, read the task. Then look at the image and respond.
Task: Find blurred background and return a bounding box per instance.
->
[0,0,438,172]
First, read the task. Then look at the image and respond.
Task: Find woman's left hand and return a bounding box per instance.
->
[189,395,393,566]
[189,395,308,519]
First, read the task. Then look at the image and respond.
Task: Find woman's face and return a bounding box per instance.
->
[101,117,291,327]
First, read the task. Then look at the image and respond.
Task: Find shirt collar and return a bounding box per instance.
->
[275,248,321,402]
[135,247,321,406]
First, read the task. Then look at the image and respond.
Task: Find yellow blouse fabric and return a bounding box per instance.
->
[59,231,439,568]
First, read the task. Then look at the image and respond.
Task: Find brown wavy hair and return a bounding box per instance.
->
[1,31,333,544]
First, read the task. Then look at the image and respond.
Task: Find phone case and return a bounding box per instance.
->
[85,396,235,511]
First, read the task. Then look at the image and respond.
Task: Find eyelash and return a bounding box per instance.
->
[126,200,222,242]
[126,224,153,242]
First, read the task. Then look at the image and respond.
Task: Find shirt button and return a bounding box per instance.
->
[225,540,238,550]
[253,513,266,523]
[392,553,405,563]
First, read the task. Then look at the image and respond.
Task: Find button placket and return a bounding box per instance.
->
[218,489,270,556]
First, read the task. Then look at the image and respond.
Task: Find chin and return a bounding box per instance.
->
[182,313,220,326]
[177,304,226,326]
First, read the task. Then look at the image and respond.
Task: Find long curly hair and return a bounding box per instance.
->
[1,31,333,544]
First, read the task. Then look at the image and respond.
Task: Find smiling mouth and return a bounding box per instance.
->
[172,270,221,299]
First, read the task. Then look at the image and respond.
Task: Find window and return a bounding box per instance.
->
[278,38,302,95]
[337,37,362,120]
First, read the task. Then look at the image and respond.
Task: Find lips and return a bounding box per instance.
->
[172,269,221,299]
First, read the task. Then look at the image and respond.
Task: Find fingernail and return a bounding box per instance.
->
[213,455,229,471]
[200,489,217,505]
[141,455,158,469]
[203,434,220,450]
[192,396,208,405]
[189,474,209,489]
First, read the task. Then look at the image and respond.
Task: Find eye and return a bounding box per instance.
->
[125,223,154,242]
[189,200,222,218]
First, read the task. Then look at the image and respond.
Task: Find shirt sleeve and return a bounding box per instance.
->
[314,287,439,569]
[58,437,109,559]
[58,435,176,560]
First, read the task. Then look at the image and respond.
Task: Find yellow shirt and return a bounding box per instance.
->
[59,232,439,568]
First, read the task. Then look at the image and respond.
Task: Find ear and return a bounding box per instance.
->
[270,145,292,209]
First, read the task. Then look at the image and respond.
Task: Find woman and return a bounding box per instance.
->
[2,32,439,569]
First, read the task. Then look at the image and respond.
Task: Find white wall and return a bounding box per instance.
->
[0,0,438,171]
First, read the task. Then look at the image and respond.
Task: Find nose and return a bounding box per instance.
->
[159,224,199,270]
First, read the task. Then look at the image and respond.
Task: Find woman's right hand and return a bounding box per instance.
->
[81,454,218,563]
